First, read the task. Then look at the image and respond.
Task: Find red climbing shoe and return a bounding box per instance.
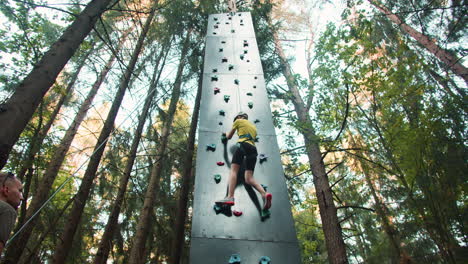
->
[263,193,272,210]
[215,197,235,206]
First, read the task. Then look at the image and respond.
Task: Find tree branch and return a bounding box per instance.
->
[337,205,375,212]
[321,83,350,161]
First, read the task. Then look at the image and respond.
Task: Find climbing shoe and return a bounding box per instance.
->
[215,197,235,206]
[263,193,272,210]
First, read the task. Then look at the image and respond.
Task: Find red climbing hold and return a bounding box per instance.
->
[233,210,243,217]
[217,161,225,166]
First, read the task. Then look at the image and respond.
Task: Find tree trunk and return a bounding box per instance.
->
[93,42,169,264]
[16,48,92,181]
[51,7,156,263]
[272,31,348,264]
[368,0,468,85]
[0,0,116,170]
[128,31,191,264]
[2,40,120,264]
[169,56,203,264]
[15,49,91,225]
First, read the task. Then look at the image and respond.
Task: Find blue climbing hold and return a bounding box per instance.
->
[206,144,216,151]
[258,256,271,264]
[229,253,241,264]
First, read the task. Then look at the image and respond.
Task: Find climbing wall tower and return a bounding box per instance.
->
[190,12,301,263]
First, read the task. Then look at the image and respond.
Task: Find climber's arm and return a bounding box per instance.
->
[227,128,235,139]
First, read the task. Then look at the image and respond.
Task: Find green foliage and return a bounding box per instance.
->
[0,0,63,92]
[294,202,327,264]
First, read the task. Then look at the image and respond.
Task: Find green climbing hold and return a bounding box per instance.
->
[261,184,268,191]
[229,64,234,71]
[259,256,271,264]
[206,144,216,151]
[213,204,222,214]
[240,54,244,60]
[254,136,259,142]
[261,209,271,219]
[211,75,218,81]
[214,174,221,183]
[224,95,230,102]
[254,119,260,124]
[229,253,241,264]
[259,154,267,163]
[246,92,252,96]
[234,79,239,85]
[248,102,253,109]
[219,110,225,116]
[221,133,228,144]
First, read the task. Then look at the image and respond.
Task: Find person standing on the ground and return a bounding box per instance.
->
[216,112,272,210]
[0,172,23,255]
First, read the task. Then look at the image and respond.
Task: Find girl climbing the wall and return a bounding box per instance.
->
[216,112,272,210]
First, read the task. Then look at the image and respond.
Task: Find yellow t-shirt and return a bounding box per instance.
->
[232,119,257,146]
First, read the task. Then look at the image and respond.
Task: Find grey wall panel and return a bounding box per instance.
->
[207,13,233,37]
[191,11,300,264]
[199,74,241,133]
[190,237,301,264]
[231,12,255,38]
[233,37,263,74]
[203,36,235,74]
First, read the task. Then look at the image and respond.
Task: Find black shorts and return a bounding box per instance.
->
[232,142,258,171]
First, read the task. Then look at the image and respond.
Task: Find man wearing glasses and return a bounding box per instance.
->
[0,172,23,255]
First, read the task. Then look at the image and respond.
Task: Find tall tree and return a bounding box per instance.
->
[2,38,122,263]
[93,41,170,264]
[15,47,93,224]
[271,28,349,263]
[170,51,203,264]
[367,0,468,85]
[0,0,117,169]
[128,30,191,264]
[348,135,412,263]
[51,4,158,262]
